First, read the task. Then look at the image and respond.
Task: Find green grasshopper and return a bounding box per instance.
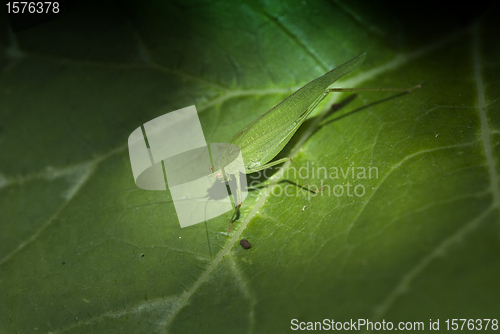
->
[211,52,420,233]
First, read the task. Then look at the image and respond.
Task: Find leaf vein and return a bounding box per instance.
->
[344,141,481,243]
[472,24,500,209]
[371,206,494,322]
[0,163,96,267]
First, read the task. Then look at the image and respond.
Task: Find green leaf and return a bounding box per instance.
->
[1,1,499,333]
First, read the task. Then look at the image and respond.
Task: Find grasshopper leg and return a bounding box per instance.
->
[227,173,243,235]
[326,83,422,94]
[228,203,241,234]
[247,158,322,194]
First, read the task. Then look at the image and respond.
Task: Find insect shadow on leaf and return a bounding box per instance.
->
[315,90,422,132]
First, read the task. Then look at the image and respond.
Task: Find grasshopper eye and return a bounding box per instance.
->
[209,166,213,172]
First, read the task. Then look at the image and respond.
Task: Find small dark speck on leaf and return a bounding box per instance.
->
[141,254,144,257]
[240,239,251,249]
[61,262,65,265]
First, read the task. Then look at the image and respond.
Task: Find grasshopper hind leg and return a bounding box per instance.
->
[247,157,323,194]
[226,172,243,236]
[228,203,241,234]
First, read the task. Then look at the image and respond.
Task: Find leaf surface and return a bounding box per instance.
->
[1,1,499,333]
